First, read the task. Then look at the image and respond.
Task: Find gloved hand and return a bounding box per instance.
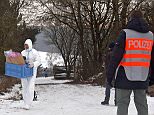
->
[28,61,34,68]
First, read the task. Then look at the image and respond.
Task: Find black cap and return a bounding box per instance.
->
[130,10,143,19]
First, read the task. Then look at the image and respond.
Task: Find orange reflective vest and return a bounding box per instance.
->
[119,29,154,81]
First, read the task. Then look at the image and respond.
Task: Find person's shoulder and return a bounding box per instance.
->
[117,29,126,40]
[149,31,154,37]
[21,50,26,54]
[114,29,126,47]
[32,49,40,55]
[120,29,126,34]
[32,49,38,53]
[21,50,26,56]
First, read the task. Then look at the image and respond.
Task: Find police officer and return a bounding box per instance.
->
[101,42,116,105]
[107,10,154,115]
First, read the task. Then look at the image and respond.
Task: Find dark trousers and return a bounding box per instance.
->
[104,83,111,102]
[104,83,117,104]
[116,89,148,115]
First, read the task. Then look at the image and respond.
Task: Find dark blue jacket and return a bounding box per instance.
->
[107,18,154,89]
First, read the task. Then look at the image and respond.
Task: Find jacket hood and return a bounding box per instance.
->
[126,18,149,33]
[24,39,33,50]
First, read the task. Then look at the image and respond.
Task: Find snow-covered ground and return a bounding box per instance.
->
[0,77,154,115]
[35,77,72,85]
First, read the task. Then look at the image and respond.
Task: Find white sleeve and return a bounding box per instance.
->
[21,50,25,56]
[33,50,41,68]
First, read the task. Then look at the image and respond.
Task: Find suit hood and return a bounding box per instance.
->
[24,39,33,50]
[126,18,149,33]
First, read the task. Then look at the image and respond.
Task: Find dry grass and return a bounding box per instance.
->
[148,85,154,97]
[0,76,20,92]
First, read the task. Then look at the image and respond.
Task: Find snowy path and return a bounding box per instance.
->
[0,77,154,115]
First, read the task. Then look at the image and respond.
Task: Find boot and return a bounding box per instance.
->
[33,91,37,101]
[114,99,117,106]
[101,100,109,105]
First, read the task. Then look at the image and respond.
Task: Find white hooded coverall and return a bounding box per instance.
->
[21,39,41,107]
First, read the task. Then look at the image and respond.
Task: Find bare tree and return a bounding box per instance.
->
[142,1,154,32]
[45,26,79,78]
[37,0,152,81]
[0,0,25,74]
[38,0,115,80]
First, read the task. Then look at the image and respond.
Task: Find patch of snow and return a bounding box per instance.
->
[38,51,64,68]
[0,79,154,115]
[35,77,72,85]
[0,84,21,100]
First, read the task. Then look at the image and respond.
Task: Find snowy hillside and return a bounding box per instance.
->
[0,77,154,115]
[34,31,59,53]
[34,31,64,68]
[38,51,64,68]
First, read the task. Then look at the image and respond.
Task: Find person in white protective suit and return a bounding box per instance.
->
[21,39,41,110]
